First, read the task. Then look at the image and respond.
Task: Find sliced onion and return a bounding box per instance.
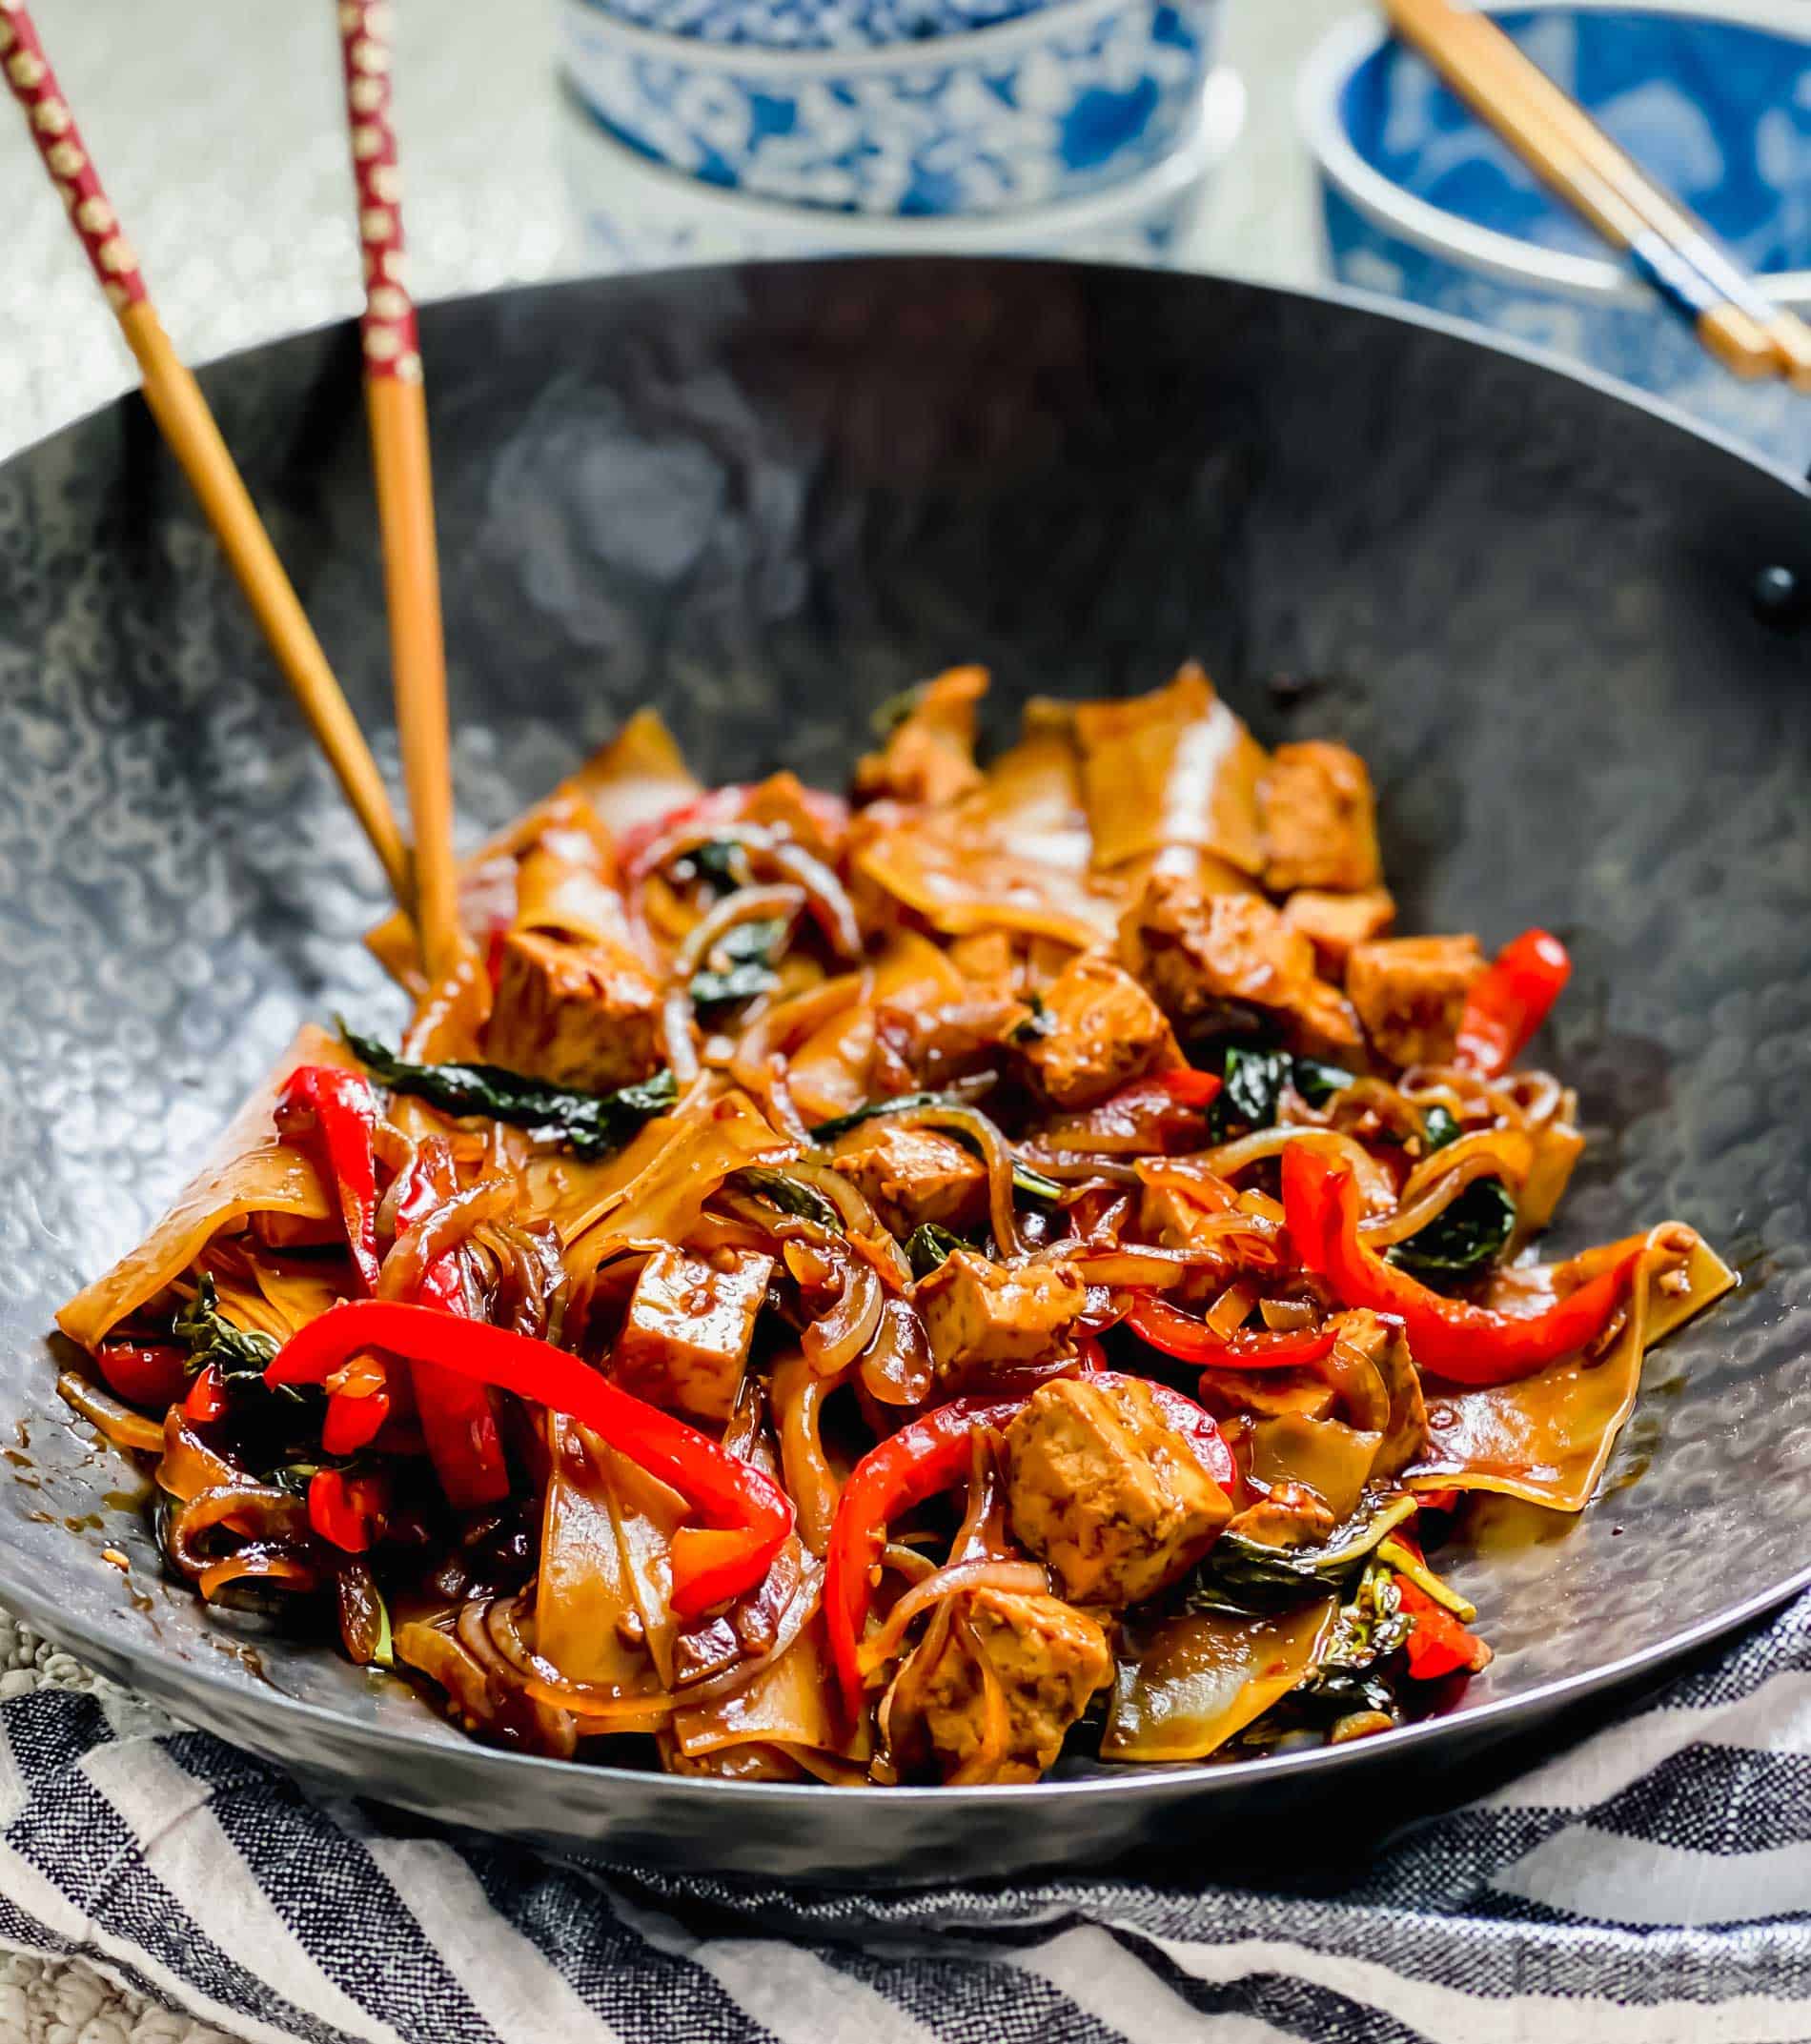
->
[378,1175,515,1299]
[1013,1153,1144,1186]
[664,882,807,1085]
[1360,1152,1506,1248]
[764,840,863,961]
[166,1484,309,1582]
[57,1370,165,1454]
[677,1564,824,1708]
[857,1560,1049,1677]
[771,1349,844,1553]
[728,970,872,1098]
[801,1254,885,1377]
[859,1297,936,1407]
[1198,1126,1396,1211]
[198,1547,319,1602]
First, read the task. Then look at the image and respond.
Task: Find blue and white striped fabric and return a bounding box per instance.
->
[4,1591,1811,2044]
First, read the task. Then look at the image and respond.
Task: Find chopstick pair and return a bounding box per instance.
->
[0,1,464,980]
[1383,0,1811,390]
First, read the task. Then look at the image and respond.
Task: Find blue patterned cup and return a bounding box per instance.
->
[577,0,1066,51]
[560,69,1243,267]
[561,0,1222,215]
[1299,1,1811,468]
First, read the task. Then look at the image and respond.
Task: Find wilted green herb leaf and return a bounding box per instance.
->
[1292,1058,1354,1108]
[1421,1103,1461,1153]
[1208,1046,1292,1139]
[808,1091,950,1143]
[342,1025,677,1161]
[689,917,786,1011]
[728,1167,844,1233]
[906,1223,966,1277]
[1388,1177,1516,1285]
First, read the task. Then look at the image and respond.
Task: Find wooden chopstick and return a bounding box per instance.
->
[1414,0,1811,392]
[0,2,412,904]
[335,0,464,986]
[1384,0,1783,384]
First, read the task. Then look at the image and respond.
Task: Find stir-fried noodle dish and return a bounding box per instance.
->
[58,668,1733,1784]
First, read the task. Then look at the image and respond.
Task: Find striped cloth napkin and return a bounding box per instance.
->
[3,1590,1809,2044]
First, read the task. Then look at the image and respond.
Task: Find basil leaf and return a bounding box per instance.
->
[808,1092,951,1143]
[1388,1177,1516,1285]
[1292,1058,1354,1108]
[173,1275,317,1433]
[689,917,786,1011]
[1421,1103,1461,1153]
[342,1025,676,1161]
[686,838,751,890]
[1209,1046,1292,1139]
[906,1223,966,1277]
[728,1167,843,1233]
[1010,1161,1065,1204]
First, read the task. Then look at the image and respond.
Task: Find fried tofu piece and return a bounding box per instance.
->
[1346,935,1485,1070]
[855,666,987,809]
[1281,886,1397,974]
[486,927,663,1093]
[1118,874,1363,1062]
[1260,740,1383,894]
[1013,950,1181,1109]
[1004,1376,1233,1608]
[828,1123,987,1238]
[613,1245,774,1423]
[915,1587,1112,1783]
[914,1250,1086,1381]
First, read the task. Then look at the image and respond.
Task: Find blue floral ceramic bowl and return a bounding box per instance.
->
[1300,0,1811,467]
[560,68,1241,267]
[583,0,1055,52]
[561,0,1221,215]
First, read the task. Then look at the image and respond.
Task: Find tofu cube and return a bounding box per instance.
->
[1005,1375,1233,1607]
[1260,740,1383,893]
[1014,951,1180,1109]
[614,1246,774,1423]
[1280,886,1396,974]
[914,1249,1085,1381]
[1346,935,1485,1070]
[1118,876,1363,1062]
[486,928,663,1093]
[828,1123,987,1238]
[916,1587,1112,1782]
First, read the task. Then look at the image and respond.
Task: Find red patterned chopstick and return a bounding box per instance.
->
[334,0,463,982]
[0,0,410,900]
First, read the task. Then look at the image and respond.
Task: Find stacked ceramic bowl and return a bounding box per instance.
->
[560,0,1239,268]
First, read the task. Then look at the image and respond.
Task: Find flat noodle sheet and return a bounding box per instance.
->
[670,1617,841,1760]
[854,729,1120,949]
[537,1417,666,1698]
[783,931,968,1123]
[56,1023,351,1350]
[1103,1600,1337,1763]
[1070,664,1268,877]
[368,709,698,990]
[1408,1238,1737,1511]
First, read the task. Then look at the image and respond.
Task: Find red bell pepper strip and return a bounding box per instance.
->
[275,1065,383,1294]
[321,1350,393,1457]
[1394,1574,1492,1680]
[408,1254,511,1509]
[1153,1068,1224,1109]
[97,1342,188,1408]
[823,1377,1235,1718]
[183,1364,229,1425]
[1454,928,1571,1079]
[266,1302,792,1616]
[823,1397,1024,1720]
[308,1469,388,1554]
[1125,1295,1339,1372]
[1280,1145,1638,1386]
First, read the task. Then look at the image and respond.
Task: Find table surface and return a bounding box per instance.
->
[0,4,1346,2039]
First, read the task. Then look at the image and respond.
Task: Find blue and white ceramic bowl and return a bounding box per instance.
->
[584,0,1057,53]
[560,67,1241,267]
[562,0,1221,215]
[1300,0,1811,466]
